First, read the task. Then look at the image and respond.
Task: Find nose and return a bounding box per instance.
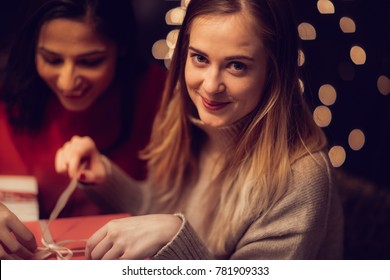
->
[202,67,225,95]
[56,63,78,92]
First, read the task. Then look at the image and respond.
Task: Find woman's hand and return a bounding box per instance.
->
[55,135,107,184]
[85,214,182,259]
[0,203,37,259]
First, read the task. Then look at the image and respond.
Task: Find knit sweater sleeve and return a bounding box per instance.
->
[80,157,150,215]
[153,214,213,260]
[230,151,343,260]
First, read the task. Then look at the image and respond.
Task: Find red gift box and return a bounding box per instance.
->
[24,213,129,260]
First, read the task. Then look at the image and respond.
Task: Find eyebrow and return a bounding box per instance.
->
[37,47,107,58]
[188,46,255,62]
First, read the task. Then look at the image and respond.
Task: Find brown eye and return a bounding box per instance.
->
[79,57,105,67]
[42,55,62,65]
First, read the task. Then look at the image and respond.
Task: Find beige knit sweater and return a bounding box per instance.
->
[83,116,344,260]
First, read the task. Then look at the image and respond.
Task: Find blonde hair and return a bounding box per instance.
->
[142,0,327,257]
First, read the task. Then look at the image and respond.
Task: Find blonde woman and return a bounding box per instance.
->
[55,0,343,259]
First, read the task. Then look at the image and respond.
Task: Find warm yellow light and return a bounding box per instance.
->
[298,49,305,66]
[166,29,180,49]
[298,22,317,40]
[348,129,366,151]
[181,0,191,8]
[313,105,332,127]
[329,146,346,168]
[164,59,172,69]
[317,0,335,14]
[340,17,356,33]
[377,75,390,96]
[350,45,367,65]
[152,40,170,60]
[299,79,305,94]
[165,7,186,25]
[318,84,337,106]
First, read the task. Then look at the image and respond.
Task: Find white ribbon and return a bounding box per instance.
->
[33,173,87,260]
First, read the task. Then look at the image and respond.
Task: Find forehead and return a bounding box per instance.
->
[37,18,109,49]
[188,13,263,55]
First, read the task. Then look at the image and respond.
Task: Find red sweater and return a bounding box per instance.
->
[0,63,166,218]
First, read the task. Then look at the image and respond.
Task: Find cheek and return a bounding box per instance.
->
[35,59,51,82]
[89,63,116,88]
[184,63,200,90]
[230,81,263,107]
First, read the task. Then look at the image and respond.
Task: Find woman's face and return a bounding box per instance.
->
[35,19,118,111]
[185,13,268,127]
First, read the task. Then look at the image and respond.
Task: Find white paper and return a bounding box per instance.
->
[0,175,39,221]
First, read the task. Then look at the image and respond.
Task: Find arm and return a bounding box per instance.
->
[80,158,150,215]
[55,135,148,214]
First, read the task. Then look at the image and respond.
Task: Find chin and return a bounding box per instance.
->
[60,102,91,112]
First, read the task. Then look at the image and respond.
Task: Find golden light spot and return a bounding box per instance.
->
[166,29,180,49]
[164,59,172,69]
[329,146,346,168]
[348,129,366,151]
[298,49,305,66]
[340,17,356,33]
[318,84,337,106]
[317,0,335,14]
[350,45,367,65]
[299,79,305,94]
[152,40,170,60]
[377,75,390,96]
[313,106,332,127]
[298,22,317,40]
[181,0,191,8]
[165,7,186,25]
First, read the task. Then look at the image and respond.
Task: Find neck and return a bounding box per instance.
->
[190,111,255,156]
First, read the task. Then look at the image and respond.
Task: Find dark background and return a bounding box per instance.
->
[1,0,389,259]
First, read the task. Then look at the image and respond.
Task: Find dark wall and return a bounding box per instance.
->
[293,0,390,189]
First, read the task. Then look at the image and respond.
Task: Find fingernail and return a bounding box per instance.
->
[79,173,86,181]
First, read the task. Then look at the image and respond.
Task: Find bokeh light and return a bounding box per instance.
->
[317,0,335,14]
[348,129,366,151]
[318,84,337,106]
[350,45,367,65]
[377,75,390,96]
[340,17,356,33]
[329,146,347,168]
[313,105,332,127]
[298,22,317,40]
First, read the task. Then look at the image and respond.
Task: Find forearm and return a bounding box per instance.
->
[80,157,150,215]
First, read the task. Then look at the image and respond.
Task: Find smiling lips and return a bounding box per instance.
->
[61,85,89,98]
[201,96,231,111]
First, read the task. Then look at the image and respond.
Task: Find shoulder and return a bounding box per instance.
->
[289,150,333,196]
[278,150,335,226]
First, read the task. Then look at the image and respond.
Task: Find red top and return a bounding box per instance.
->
[0,63,166,218]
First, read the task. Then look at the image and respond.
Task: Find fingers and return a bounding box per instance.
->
[85,225,111,259]
[8,220,37,252]
[0,229,35,259]
[0,205,37,259]
[55,136,101,181]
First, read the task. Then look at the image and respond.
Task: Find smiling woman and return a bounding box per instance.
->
[185,13,267,127]
[35,19,118,111]
[0,0,166,260]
